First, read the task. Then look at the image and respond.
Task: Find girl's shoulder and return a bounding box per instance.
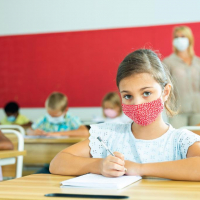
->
[171,127,199,137]
[170,127,200,146]
[170,128,200,159]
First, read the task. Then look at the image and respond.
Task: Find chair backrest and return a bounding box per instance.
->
[0,125,25,136]
[1,129,24,178]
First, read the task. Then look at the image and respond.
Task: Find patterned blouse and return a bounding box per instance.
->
[32,111,82,132]
[89,123,200,163]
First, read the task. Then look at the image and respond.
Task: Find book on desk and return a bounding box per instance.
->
[61,173,142,190]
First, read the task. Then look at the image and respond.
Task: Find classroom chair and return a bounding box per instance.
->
[0,125,25,136]
[0,129,24,178]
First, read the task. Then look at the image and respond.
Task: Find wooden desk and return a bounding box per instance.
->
[23,137,85,165]
[2,136,85,177]
[0,150,26,159]
[0,174,200,200]
[0,150,26,166]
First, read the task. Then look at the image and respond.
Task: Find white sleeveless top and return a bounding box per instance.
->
[89,123,200,163]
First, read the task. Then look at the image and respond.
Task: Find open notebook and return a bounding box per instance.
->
[61,174,142,190]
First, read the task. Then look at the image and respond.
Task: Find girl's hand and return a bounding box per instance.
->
[125,160,142,176]
[100,151,126,177]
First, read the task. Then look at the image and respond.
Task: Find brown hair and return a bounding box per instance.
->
[173,26,194,58]
[116,49,178,117]
[102,92,122,117]
[45,92,68,112]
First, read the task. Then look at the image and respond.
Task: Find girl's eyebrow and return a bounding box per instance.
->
[140,87,153,91]
[120,90,129,93]
[120,87,153,93]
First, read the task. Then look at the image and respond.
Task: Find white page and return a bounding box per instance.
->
[61,174,142,190]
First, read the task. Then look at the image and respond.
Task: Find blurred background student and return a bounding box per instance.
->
[27,92,89,137]
[163,26,200,128]
[0,129,14,181]
[93,92,132,124]
[0,102,32,127]
[27,92,89,174]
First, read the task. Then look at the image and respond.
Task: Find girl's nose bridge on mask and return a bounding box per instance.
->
[132,96,144,105]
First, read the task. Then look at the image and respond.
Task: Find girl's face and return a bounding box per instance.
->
[119,73,170,105]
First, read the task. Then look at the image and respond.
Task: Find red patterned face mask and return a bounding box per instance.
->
[122,98,164,126]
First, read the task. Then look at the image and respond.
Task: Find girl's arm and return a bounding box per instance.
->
[45,125,90,137]
[27,126,89,137]
[125,142,200,181]
[50,139,125,176]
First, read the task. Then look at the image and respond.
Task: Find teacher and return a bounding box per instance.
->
[163,26,200,128]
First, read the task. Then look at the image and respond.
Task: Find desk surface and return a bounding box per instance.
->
[5,134,86,144]
[0,174,200,200]
[24,136,86,144]
[0,150,26,159]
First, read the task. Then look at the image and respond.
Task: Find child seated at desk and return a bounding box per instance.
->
[0,129,14,181]
[1,102,32,127]
[28,92,89,174]
[27,92,89,137]
[93,92,132,124]
[50,49,200,181]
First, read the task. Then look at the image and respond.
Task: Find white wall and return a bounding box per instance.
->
[0,0,200,36]
[0,107,102,124]
[0,0,192,123]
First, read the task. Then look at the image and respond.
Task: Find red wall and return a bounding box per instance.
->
[0,22,200,107]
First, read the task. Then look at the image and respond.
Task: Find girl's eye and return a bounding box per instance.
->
[143,92,151,97]
[124,95,132,100]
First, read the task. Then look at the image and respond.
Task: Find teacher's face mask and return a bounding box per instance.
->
[173,37,189,52]
[122,97,164,126]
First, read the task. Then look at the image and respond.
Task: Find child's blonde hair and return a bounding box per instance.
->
[45,92,68,112]
[116,49,178,117]
[173,26,194,58]
[102,92,122,117]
